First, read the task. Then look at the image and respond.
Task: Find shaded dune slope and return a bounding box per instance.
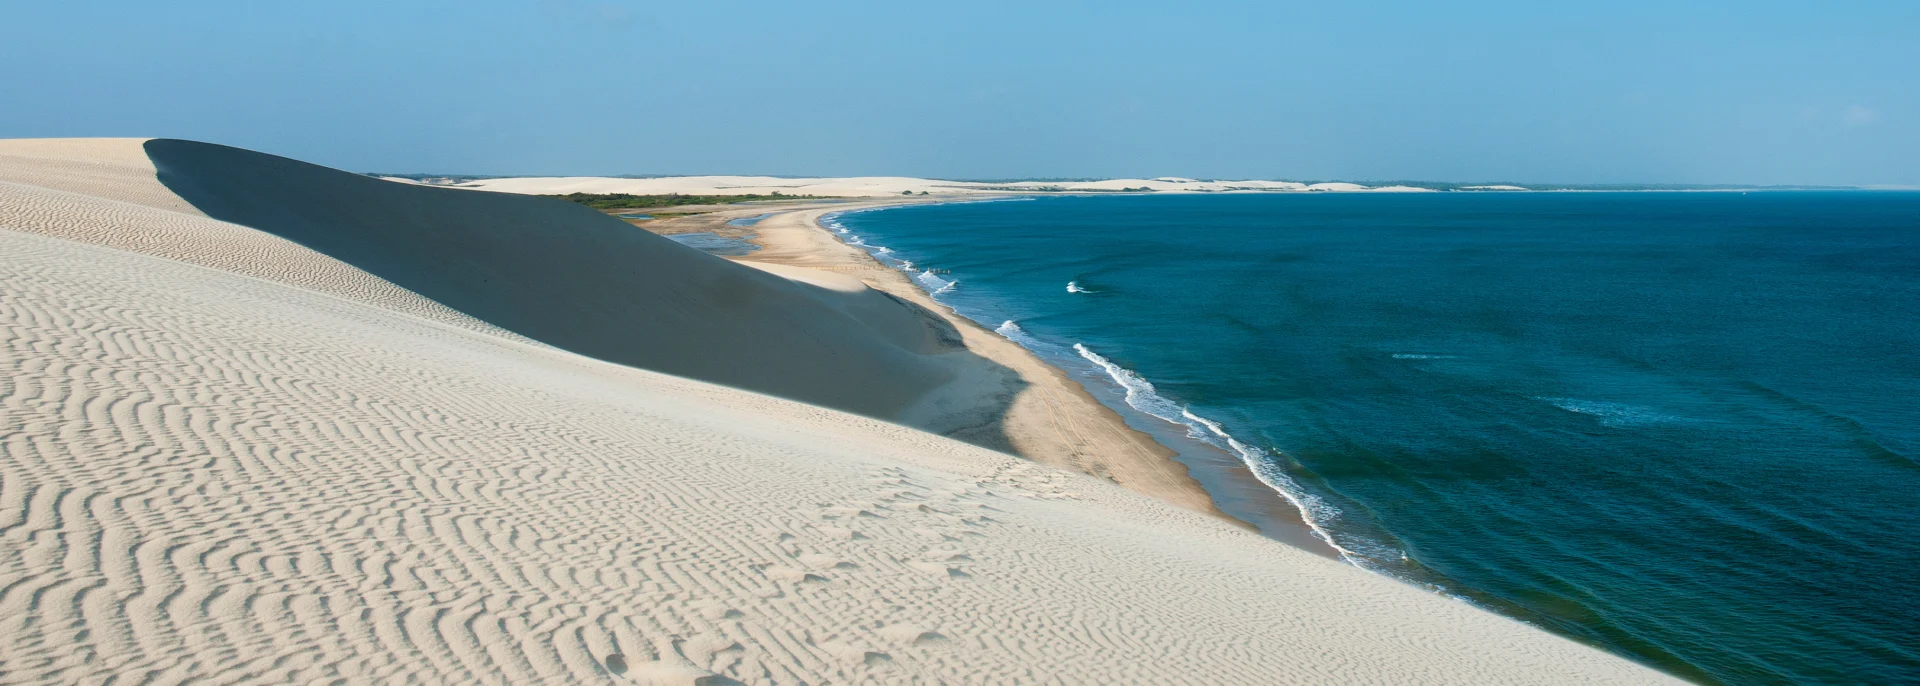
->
[142,138,988,420]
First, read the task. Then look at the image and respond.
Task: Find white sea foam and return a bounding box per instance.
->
[915,269,957,295]
[1072,344,1185,423]
[1071,342,1373,566]
[1066,281,1094,293]
[1177,409,1369,563]
[995,320,1039,346]
[818,197,1029,236]
[820,196,1037,233]
[1392,353,1457,360]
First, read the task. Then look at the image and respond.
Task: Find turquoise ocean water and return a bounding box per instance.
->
[826,192,1919,684]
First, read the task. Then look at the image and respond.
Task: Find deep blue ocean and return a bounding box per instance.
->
[825,192,1920,684]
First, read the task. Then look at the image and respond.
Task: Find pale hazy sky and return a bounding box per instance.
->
[3,1,1915,184]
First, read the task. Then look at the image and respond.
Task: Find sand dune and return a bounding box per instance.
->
[0,138,1676,683]
[4,138,1227,526]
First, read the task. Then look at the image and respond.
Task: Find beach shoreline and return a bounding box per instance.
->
[660,197,1340,556]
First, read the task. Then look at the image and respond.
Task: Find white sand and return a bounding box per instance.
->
[0,139,1676,683]
[431,174,1437,197]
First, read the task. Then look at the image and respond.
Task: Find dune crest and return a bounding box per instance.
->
[0,138,1676,683]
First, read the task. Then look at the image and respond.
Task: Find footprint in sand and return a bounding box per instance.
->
[798,553,858,571]
[876,489,925,503]
[817,525,866,541]
[879,623,948,647]
[819,506,883,520]
[906,560,968,578]
[910,527,958,542]
[763,565,828,584]
[680,634,745,664]
[818,640,893,667]
[615,637,745,685]
[625,662,741,685]
[688,599,744,621]
[922,549,972,563]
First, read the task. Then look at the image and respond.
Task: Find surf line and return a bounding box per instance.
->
[820,202,1365,565]
[1067,342,1365,566]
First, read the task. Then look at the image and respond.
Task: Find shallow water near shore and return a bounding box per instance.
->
[666,231,760,256]
[829,192,1920,684]
[726,212,775,227]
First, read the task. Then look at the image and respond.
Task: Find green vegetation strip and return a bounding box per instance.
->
[549,192,837,210]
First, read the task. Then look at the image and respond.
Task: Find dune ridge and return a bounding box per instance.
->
[0,138,1676,683]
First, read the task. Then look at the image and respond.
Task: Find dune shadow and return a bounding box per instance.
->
[144,139,1027,450]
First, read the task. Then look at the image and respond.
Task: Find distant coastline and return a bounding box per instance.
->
[373,171,1886,194]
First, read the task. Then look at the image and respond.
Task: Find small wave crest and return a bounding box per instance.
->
[994,320,1039,346]
[818,205,890,230]
[1392,353,1457,360]
[828,212,955,294]
[818,196,1038,238]
[1066,281,1094,294]
[1071,343,1183,421]
[1177,408,1369,563]
[1536,397,1684,428]
[915,270,957,295]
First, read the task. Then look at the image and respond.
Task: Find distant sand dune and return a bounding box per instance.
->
[0,139,1676,683]
[449,175,1433,197]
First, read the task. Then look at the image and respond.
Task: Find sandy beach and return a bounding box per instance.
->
[640,200,1335,551]
[0,138,1680,683]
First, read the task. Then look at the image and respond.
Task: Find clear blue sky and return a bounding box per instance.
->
[3,1,1915,184]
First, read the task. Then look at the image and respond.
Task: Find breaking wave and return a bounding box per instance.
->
[1071,342,1374,566]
